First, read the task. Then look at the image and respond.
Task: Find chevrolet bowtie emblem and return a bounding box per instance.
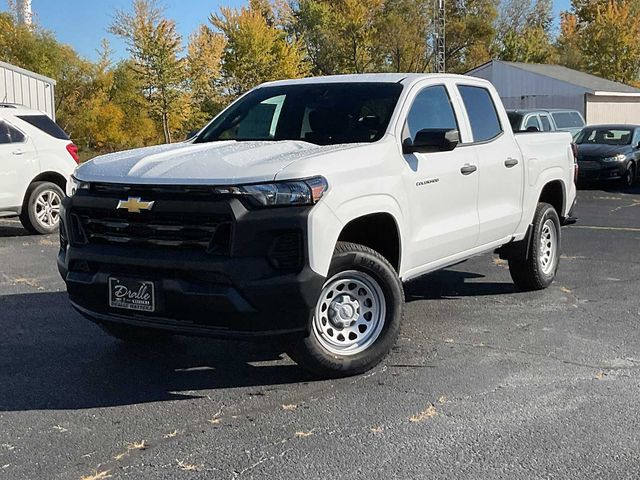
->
[116,197,155,213]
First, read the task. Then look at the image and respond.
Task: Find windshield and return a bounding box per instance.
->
[575,128,633,145]
[195,83,403,146]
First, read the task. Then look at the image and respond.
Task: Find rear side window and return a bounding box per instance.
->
[406,85,458,139]
[0,121,25,144]
[551,112,584,129]
[524,116,540,131]
[458,85,502,142]
[17,115,69,140]
[539,115,552,131]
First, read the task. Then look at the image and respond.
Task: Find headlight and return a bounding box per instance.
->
[221,177,328,208]
[601,154,627,163]
[66,176,90,197]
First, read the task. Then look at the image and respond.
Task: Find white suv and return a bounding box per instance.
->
[0,104,78,234]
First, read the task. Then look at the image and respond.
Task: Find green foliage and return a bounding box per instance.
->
[211,6,308,97]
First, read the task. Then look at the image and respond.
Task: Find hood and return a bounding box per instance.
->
[576,143,631,159]
[75,141,354,185]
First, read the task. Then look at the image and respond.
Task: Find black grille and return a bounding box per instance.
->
[90,182,223,200]
[72,208,232,254]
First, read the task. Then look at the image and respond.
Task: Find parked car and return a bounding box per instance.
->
[60,74,577,377]
[574,124,640,187]
[507,109,586,136]
[0,104,78,233]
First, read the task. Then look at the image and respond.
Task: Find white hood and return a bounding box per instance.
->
[74,140,354,185]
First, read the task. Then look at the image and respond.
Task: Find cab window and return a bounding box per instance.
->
[539,115,552,131]
[405,85,458,139]
[524,115,540,131]
[458,85,502,142]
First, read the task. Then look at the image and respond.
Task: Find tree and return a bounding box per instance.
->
[110,0,185,143]
[446,0,498,72]
[187,24,226,129]
[377,0,432,72]
[579,0,640,83]
[210,6,308,97]
[291,0,385,74]
[495,0,556,63]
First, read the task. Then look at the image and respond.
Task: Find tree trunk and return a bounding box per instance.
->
[162,112,171,143]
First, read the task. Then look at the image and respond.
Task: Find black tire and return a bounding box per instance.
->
[95,320,172,344]
[19,181,64,234]
[622,163,636,188]
[287,241,404,378]
[508,202,561,291]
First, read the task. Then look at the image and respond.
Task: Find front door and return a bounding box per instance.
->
[401,83,480,271]
[0,119,38,210]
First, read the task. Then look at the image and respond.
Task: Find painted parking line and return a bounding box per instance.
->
[569,225,640,232]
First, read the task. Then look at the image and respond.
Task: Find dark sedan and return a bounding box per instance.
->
[575,125,639,187]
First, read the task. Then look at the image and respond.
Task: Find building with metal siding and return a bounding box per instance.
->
[0,61,56,119]
[467,60,640,125]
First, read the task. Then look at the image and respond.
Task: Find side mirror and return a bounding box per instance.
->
[403,128,459,154]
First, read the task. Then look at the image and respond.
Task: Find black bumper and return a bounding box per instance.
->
[58,190,325,339]
[577,163,625,182]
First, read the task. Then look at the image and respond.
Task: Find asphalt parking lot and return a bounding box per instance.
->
[1,186,639,479]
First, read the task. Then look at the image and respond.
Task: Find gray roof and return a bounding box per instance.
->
[469,60,640,94]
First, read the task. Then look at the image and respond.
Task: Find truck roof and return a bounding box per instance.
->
[262,73,481,88]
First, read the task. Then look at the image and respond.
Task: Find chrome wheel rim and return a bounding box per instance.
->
[35,190,61,229]
[539,218,557,275]
[312,270,386,356]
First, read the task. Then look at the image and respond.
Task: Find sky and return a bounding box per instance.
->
[1,0,573,62]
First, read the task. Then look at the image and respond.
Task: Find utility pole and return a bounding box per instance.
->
[434,0,446,73]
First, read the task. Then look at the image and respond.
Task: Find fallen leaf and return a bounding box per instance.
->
[409,405,437,423]
[177,460,201,471]
[80,470,111,480]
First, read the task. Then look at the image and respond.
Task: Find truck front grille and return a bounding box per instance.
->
[71,208,232,254]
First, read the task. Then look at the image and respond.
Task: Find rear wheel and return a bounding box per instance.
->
[508,202,561,291]
[287,242,404,378]
[19,181,63,234]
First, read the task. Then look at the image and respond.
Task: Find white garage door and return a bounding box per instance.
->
[585,94,640,125]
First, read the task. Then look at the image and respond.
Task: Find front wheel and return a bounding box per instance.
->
[287,242,404,378]
[622,163,636,188]
[508,202,561,291]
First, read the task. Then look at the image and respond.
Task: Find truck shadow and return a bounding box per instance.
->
[0,292,313,412]
[405,269,516,301]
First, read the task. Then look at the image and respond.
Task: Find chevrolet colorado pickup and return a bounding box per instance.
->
[59,74,577,377]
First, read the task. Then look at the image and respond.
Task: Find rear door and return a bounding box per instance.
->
[455,83,524,246]
[400,81,479,270]
[0,119,38,209]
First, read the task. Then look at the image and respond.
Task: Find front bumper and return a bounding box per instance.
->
[577,162,626,182]
[58,190,325,339]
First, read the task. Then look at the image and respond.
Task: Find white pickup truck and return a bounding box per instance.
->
[59,74,577,377]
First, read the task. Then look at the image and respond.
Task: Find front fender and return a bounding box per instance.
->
[307,194,405,277]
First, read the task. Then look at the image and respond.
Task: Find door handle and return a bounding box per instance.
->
[504,157,519,168]
[460,164,477,175]
[11,150,24,156]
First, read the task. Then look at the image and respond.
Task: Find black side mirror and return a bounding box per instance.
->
[403,128,459,154]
